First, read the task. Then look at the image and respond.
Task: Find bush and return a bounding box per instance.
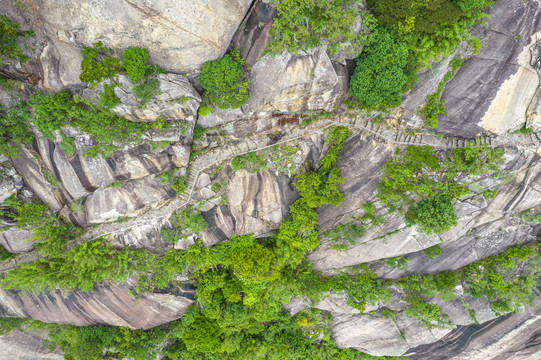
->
[161,207,208,243]
[60,133,76,158]
[132,77,160,105]
[404,295,447,329]
[0,245,15,261]
[384,256,409,270]
[408,195,457,235]
[425,244,442,259]
[0,104,34,157]
[1,239,151,294]
[231,152,267,173]
[99,83,121,109]
[0,15,27,63]
[348,28,408,109]
[192,125,207,141]
[123,47,148,81]
[265,0,373,55]
[29,91,168,158]
[79,42,121,88]
[199,53,249,110]
[366,0,492,73]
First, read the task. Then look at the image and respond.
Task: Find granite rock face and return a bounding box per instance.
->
[198,47,349,128]
[0,281,194,329]
[0,330,63,360]
[83,73,201,122]
[9,129,191,227]
[405,296,541,360]
[400,0,541,137]
[442,0,541,136]
[0,0,252,89]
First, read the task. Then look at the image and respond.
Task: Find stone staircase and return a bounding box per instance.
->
[4,114,541,272]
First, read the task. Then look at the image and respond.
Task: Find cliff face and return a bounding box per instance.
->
[1,0,541,359]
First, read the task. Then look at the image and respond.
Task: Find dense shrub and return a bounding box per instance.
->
[132,77,161,105]
[376,143,503,234]
[0,104,34,157]
[425,244,442,259]
[348,28,408,109]
[199,52,249,110]
[123,47,148,81]
[407,195,457,235]
[79,42,121,88]
[366,0,492,77]
[28,90,168,158]
[265,0,374,55]
[161,207,208,243]
[0,15,30,63]
[1,239,151,294]
[231,152,267,173]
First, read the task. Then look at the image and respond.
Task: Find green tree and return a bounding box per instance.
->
[0,104,34,157]
[408,195,457,235]
[0,15,28,63]
[348,28,408,109]
[123,47,148,81]
[79,42,121,88]
[199,53,249,110]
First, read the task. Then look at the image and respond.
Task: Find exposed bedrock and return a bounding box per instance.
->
[405,295,541,360]
[0,329,63,360]
[0,281,194,330]
[201,169,298,245]
[401,0,541,137]
[82,73,201,122]
[198,1,352,129]
[198,46,349,129]
[0,0,252,89]
[9,129,191,227]
[309,134,541,272]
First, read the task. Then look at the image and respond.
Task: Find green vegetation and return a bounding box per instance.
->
[3,195,49,229]
[0,15,32,63]
[0,104,34,157]
[79,41,121,88]
[325,203,384,250]
[192,124,207,141]
[1,239,150,294]
[0,245,15,261]
[28,90,168,158]
[161,207,208,243]
[123,48,164,107]
[133,77,161,106]
[376,143,504,234]
[199,50,249,110]
[265,0,375,55]
[98,83,121,109]
[367,0,492,87]
[2,195,79,257]
[348,28,408,109]
[481,188,498,200]
[60,133,76,158]
[384,256,409,271]
[270,145,298,174]
[425,244,442,259]
[231,152,267,173]
[0,119,536,359]
[407,195,457,235]
[515,126,533,134]
[160,169,187,195]
[417,58,463,128]
[123,47,148,81]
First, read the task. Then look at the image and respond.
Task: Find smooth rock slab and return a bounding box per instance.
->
[0,283,193,330]
[1,0,252,88]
